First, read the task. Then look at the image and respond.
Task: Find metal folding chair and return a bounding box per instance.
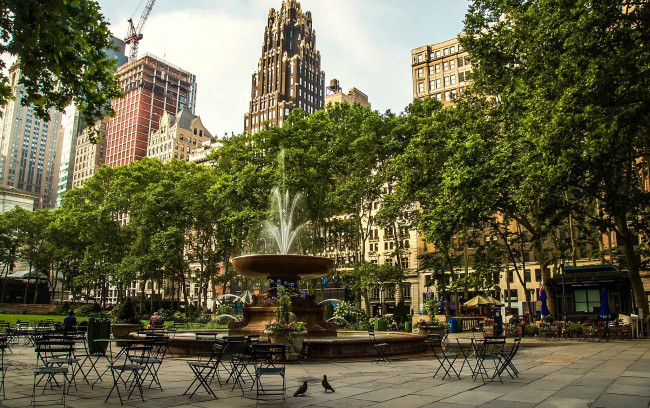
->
[252,344,286,407]
[105,340,153,405]
[472,337,506,383]
[184,340,228,398]
[368,326,391,363]
[427,334,459,380]
[0,335,10,399]
[496,337,521,378]
[32,339,74,406]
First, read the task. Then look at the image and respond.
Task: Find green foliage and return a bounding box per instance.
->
[423,298,438,320]
[393,301,409,325]
[524,324,539,336]
[112,298,136,322]
[332,300,369,330]
[75,303,102,317]
[216,303,235,317]
[566,323,584,334]
[0,0,122,140]
[275,285,291,325]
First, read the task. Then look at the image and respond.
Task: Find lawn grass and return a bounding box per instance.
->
[0,313,89,325]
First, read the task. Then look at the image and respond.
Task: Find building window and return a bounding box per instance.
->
[535,269,542,282]
[574,289,600,313]
[524,269,531,282]
[450,45,455,53]
[417,54,423,63]
[429,66,434,75]
[449,60,456,70]
[400,258,409,269]
[450,74,456,85]
[417,68,423,78]
[418,82,424,93]
[508,270,514,283]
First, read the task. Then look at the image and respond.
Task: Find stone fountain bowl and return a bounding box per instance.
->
[232,254,335,280]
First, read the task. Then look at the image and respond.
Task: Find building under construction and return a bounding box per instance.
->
[105,54,197,167]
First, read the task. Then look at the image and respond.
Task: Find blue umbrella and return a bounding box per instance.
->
[540,288,550,317]
[599,288,611,320]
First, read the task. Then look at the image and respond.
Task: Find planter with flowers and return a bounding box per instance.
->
[264,285,307,359]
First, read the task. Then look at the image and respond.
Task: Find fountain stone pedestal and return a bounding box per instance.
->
[228,254,337,337]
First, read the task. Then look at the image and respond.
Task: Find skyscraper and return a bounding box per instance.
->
[0,64,61,208]
[105,53,197,167]
[244,0,325,134]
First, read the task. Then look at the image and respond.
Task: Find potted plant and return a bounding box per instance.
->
[566,323,584,338]
[264,285,307,359]
[110,298,142,339]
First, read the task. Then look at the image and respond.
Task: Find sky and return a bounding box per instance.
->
[97,0,469,137]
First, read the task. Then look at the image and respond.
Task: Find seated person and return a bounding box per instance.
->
[63,310,77,331]
[149,312,164,328]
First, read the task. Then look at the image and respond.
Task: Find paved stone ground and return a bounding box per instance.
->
[1,335,648,407]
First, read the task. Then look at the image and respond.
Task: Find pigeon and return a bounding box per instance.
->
[322,375,335,392]
[293,381,308,397]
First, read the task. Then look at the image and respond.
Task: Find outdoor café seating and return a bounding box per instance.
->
[368,325,391,363]
[0,335,9,399]
[251,343,287,407]
[32,338,75,406]
[105,339,154,405]
[426,334,459,380]
[472,337,506,383]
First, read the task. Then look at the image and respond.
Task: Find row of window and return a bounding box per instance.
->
[414,44,463,64]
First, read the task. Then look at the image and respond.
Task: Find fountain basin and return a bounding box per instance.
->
[129,330,427,359]
[232,254,334,280]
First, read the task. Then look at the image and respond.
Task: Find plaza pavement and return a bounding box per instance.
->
[1,334,648,407]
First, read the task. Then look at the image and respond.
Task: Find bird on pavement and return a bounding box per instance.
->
[322,375,335,392]
[293,381,308,397]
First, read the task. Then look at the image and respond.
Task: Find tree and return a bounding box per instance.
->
[463,0,650,324]
[0,0,122,137]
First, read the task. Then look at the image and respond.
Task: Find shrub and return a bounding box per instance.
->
[76,303,102,317]
[333,301,368,329]
[567,323,584,334]
[216,303,235,317]
[393,301,409,325]
[524,324,539,336]
[112,298,137,323]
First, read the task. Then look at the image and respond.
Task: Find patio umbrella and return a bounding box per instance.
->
[539,288,550,317]
[599,288,611,320]
[485,295,505,306]
[463,295,491,307]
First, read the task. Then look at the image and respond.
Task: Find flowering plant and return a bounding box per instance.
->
[264,284,307,337]
[264,321,307,336]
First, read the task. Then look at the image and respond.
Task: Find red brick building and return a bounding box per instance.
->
[106,53,197,167]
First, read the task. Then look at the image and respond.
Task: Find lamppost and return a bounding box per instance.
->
[560,256,567,321]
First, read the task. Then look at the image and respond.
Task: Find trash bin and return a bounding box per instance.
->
[374,319,388,331]
[449,318,460,333]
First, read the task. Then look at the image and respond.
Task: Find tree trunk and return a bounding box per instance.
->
[613,213,650,328]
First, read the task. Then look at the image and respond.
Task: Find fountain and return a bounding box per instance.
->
[228,185,337,337]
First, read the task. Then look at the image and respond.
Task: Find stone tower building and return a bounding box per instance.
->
[244,0,325,134]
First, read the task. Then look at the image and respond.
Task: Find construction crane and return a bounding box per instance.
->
[124,0,157,61]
